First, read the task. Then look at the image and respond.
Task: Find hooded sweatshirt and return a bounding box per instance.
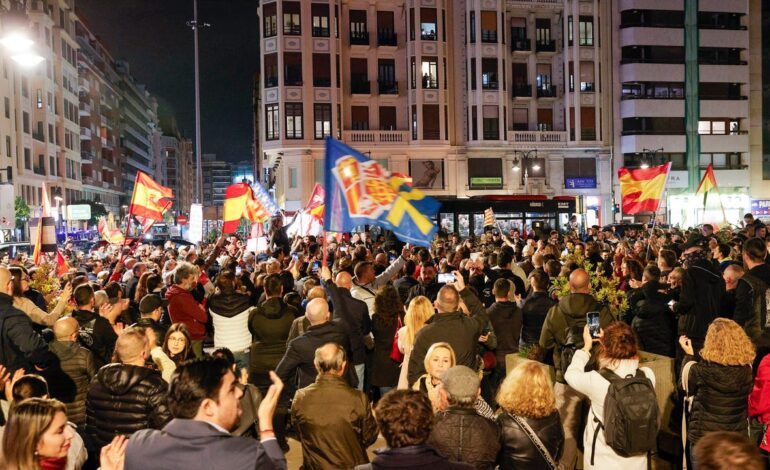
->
[486,300,522,363]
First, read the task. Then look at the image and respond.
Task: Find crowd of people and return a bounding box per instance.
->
[1,212,770,469]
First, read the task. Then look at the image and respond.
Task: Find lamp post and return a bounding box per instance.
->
[187,0,209,204]
[512,150,540,188]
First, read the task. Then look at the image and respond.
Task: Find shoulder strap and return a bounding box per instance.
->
[509,413,558,470]
[598,368,621,382]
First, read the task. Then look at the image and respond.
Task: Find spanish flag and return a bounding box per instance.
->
[223,183,272,234]
[56,249,71,277]
[98,217,125,244]
[305,183,325,222]
[618,162,671,214]
[695,163,717,206]
[128,171,173,223]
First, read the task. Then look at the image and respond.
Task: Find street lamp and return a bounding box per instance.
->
[640,147,664,169]
[0,2,44,67]
[512,150,539,187]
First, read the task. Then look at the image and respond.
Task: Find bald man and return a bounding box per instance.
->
[48,316,98,426]
[539,268,614,469]
[0,267,50,372]
[275,298,358,402]
[319,266,370,390]
[290,343,378,469]
[86,327,172,449]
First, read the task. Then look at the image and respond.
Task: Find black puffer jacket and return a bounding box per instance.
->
[675,260,725,341]
[685,361,753,445]
[48,340,97,426]
[520,291,555,347]
[427,407,500,470]
[630,281,675,357]
[497,411,564,470]
[86,363,172,448]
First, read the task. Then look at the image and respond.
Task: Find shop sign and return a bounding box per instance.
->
[751,199,770,216]
[565,177,596,189]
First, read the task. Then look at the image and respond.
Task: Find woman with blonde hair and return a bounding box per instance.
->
[497,361,564,470]
[396,295,433,389]
[412,342,495,419]
[680,318,755,467]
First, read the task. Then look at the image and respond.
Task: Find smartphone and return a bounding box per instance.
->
[312,261,321,272]
[587,311,601,339]
[438,273,455,284]
[668,299,676,309]
[235,266,242,276]
[292,253,299,261]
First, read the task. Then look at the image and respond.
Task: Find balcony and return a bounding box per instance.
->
[79,103,91,116]
[350,31,369,46]
[351,80,371,95]
[481,30,498,43]
[535,40,556,52]
[312,26,330,37]
[421,76,438,89]
[580,82,595,92]
[537,85,557,98]
[482,80,499,90]
[81,150,94,162]
[80,127,92,140]
[378,80,398,95]
[283,25,301,36]
[580,129,597,141]
[284,75,303,86]
[32,131,45,142]
[342,130,410,144]
[620,134,686,154]
[378,31,397,46]
[313,78,332,87]
[507,130,567,147]
[701,133,749,153]
[511,84,532,98]
[33,165,45,176]
[511,39,531,52]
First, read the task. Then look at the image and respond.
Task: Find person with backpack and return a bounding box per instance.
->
[732,238,770,367]
[564,321,658,469]
[538,268,614,469]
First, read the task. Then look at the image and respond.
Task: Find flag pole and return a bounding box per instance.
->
[646,163,672,261]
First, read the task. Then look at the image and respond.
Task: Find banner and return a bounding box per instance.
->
[187,203,203,244]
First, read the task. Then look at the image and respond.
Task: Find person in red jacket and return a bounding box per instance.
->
[750,354,770,457]
[166,261,208,358]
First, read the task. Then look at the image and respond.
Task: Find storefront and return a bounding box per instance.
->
[435,196,577,238]
[667,193,750,227]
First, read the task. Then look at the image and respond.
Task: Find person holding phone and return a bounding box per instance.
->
[405,262,443,306]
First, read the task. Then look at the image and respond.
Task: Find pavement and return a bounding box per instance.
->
[285,436,387,469]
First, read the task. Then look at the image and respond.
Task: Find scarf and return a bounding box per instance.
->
[39,456,67,470]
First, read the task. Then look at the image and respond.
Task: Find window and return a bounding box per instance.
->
[421,57,438,89]
[563,158,597,187]
[36,89,43,109]
[411,105,417,140]
[469,11,476,43]
[263,3,277,36]
[409,8,415,41]
[379,106,397,130]
[311,4,329,37]
[313,104,331,139]
[410,57,416,89]
[482,106,499,140]
[700,153,742,169]
[568,16,573,46]
[285,103,303,139]
[289,168,298,188]
[350,10,368,44]
[4,97,8,118]
[698,119,739,135]
[21,77,28,98]
[480,11,497,43]
[377,11,396,46]
[471,106,478,140]
[24,148,31,170]
[377,59,397,94]
[49,156,56,176]
[351,106,369,131]
[579,16,594,46]
[284,53,302,86]
[423,105,440,140]
[481,58,498,89]
[22,112,29,134]
[536,19,551,43]
[5,136,10,158]
[283,2,301,35]
[265,104,279,140]
[312,54,331,87]
[420,8,437,40]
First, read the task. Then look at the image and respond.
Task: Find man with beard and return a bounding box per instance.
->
[406,262,443,305]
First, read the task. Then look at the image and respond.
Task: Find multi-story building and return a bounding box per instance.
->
[115,60,158,196]
[232,159,255,185]
[161,117,194,215]
[257,0,612,233]
[200,153,231,207]
[612,0,753,226]
[75,15,123,216]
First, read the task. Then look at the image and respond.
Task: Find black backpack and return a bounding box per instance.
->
[560,317,585,376]
[591,369,659,464]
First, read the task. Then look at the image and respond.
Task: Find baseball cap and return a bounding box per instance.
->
[440,366,481,401]
[139,294,168,314]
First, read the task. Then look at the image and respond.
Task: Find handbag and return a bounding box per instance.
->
[390,316,404,363]
[509,413,558,470]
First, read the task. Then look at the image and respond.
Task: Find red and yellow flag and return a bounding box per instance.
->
[56,250,70,277]
[483,208,496,227]
[305,183,325,222]
[128,171,173,223]
[223,183,271,234]
[98,217,125,244]
[695,163,717,206]
[618,163,671,214]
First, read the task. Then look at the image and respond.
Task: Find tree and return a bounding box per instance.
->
[14,196,30,229]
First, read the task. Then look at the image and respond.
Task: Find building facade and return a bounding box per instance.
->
[162,132,194,216]
[200,153,231,208]
[613,0,754,226]
[257,0,613,232]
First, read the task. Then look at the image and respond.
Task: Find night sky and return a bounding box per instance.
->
[76,0,260,162]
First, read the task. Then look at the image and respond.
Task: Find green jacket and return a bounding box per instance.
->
[539,293,614,383]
